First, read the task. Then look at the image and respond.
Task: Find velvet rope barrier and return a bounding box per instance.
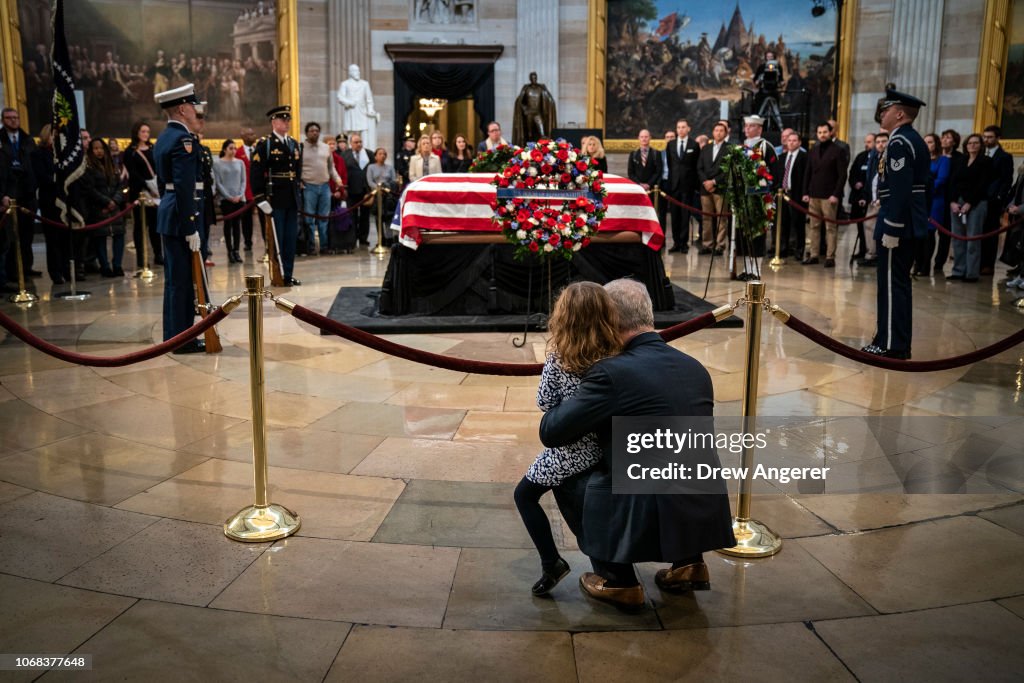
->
[28,202,139,232]
[286,304,730,376]
[219,200,258,222]
[295,192,375,221]
[0,307,230,367]
[783,196,878,225]
[775,308,1024,372]
[657,190,733,218]
[929,214,1024,241]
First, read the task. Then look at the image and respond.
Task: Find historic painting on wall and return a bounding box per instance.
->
[18,0,279,138]
[605,0,838,140]
[1002,0,1024,141]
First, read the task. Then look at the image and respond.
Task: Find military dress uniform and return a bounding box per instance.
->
[153,84,203,350]
[250,106,303,285]
[865,89,930,359]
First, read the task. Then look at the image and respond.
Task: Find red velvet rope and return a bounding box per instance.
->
[782,313,1024,372]
[0,307,228,367]
[289,305,721,376]
[658,190,733,218]
[28,202,139,231]
[220,200,258,221]
[929,215,1024,241]
[784,196,878,225]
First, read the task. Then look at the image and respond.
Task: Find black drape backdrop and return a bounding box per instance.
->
[393,62,495,154]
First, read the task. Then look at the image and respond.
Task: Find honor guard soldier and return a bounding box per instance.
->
[251,105,303,286]
[153,83,205,353]
[862,88,929,360]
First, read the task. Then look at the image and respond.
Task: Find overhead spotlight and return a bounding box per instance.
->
[811,0,826,17]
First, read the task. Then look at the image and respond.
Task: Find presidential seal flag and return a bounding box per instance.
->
[51,0,86,225]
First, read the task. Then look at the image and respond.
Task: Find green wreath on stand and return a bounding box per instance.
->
[720,145,776,259]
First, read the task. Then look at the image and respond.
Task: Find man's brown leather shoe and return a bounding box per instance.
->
[578,573,646,612]
[654,562,711,592]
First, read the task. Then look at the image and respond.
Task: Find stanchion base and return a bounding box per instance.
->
[54,290,92,301]
[1014,297,1024,310]
[769,256,785,268]
[371,245,388,258]
[261,254,269,264]
[138,268,156,282]
[717,518,783,558]
[224,503,301,542]
[9,290,38,304]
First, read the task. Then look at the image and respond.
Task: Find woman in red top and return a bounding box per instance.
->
[330,145,352,253]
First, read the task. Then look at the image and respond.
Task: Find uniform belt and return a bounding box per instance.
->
[164,183,205,191]
[269,172,295,179]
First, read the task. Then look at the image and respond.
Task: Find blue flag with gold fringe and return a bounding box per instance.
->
[51,0,85,225]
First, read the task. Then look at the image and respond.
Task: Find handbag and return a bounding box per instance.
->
[137,149,161,206]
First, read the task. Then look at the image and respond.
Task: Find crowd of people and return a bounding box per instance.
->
[625,116,1024,287]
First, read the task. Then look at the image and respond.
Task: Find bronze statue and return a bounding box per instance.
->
[512,72,557,146]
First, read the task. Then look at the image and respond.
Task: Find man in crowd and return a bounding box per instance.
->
[848,133,876,262]
[235,125,258,252]
[153,84,203,352]
[343,133,372,248]
[859,131,889,266]
[394,135,416,186]
[1,107,39,288]
[658,130,675,237]
[251,105,303,286]
[862,88,929,360]
[301,121,342,256]
[774,131,807,258]
[626,129,662,196]
[540,278,736,611]
[477,121,508,153]
[802,121,847,267]
[981,125,1014,275]
[697,121,730,256]
[665,119,699,253]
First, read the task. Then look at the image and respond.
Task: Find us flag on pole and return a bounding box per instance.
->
[51,0,85,225]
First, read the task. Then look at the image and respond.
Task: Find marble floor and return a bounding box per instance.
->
[1,231,1023,682]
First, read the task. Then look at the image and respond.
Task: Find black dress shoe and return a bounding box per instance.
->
[698,247,713,255]
[100,267,115,278]
[286,277,302,286]
[802,257,819,265]
[713,247,724,255]
[946,274,963,281]
[824,258,835,268]
[531,557,571,596]
[113,267,125,277]
[173,341,206,355]
[962,277,979,283]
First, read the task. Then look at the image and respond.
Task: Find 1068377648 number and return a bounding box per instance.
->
[0,655,92,671]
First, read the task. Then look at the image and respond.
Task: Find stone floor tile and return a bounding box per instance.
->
[263,364,409,403]
[55,395,243,451]
[0,574,135,682]
[43,600,350,683]
[454,410,542,446]
[116,458,404,541]
[326,625,576,683]
[741,494,835,537]
[978,503,1024,537]
[349,356,468,385]
[309,401,466,439]
[211,537,459,627]
[386,382,508,411]
[814,602,1024,682]
[443,548,662,631]
[645,542,874,628]
[352,437,537,483]
[1,366,136,412]
[106,364,224,399]
[997,595,1024,619]
[183,422,382,474]
[372,479,575,549]
[0,492,157,581]
[0,400,89,453]
[201,388,344,429]
[0,433,208,505]
[503,386,542,412]
[0,479,33,504]
[573,623,853,682]
[59,518,268,606]
[798,516,1024,613]
[794,493,1023,532]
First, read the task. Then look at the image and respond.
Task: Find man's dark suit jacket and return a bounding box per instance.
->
[696,141,731,196]
[627,147,663,188]
[989,147,1015,209]
[665,136,700,195]
[0,129,38,205]
[775,147,808,199]
[342,149,369,198]
[539,332,736,564]
[847,148,871,205]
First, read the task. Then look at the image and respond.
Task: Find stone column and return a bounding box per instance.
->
[328,0,371,135]
[885,0,945,132]
[515,0,560,114]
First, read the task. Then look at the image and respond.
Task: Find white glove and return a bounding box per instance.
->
[881,234,900,250]
[186,231,201,252]
[257,200,273,215]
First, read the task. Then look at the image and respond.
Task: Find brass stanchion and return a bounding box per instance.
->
[224,274,301,542]
[371,187,388,258]
[138,196,155,282]
[769,188,785,269]
[7,203,38,305]
[718,280,782,558]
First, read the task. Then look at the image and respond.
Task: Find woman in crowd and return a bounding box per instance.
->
[1003,163,1024,289]
[81,138,128,278]
[124,120,162,268]
[581,135,608,173]
[914,133,950,277]
[213,139,247,264]
[446,134,473,173]
[329,144,351,254]
[430,130,450,171]
[108,137,128,181]
[948,133,993,283]
[934,128,963,275]
[366,147,398,247]
[409,135,442,181]
[32,124,69,284]
[514,282,622,596]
